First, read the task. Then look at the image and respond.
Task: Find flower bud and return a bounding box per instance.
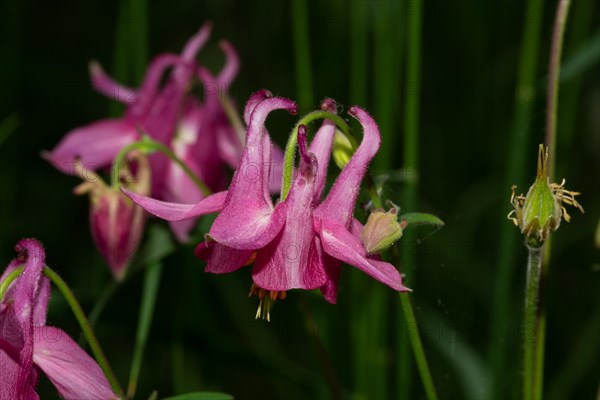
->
[361,206,407,255]
[74,152,151,280]
[332,129,354,170]
[509,145,584,249]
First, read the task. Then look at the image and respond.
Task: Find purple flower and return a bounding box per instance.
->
[0,239,117,399]
[43,23,244,242]
[123,92,408,314]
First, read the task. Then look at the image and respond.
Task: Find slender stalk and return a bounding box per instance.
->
[281,110,353,200]
[491,1,544,394]
[399,293,439,400]
[291,0,313,113]
[399,1,422,397]
[220,95,246,145]
[537,2,572,399]
[111,138,211,196]
[545,0,572,178]
[128,0,148,82]
[127,262,162,398]
[42,267,126,398]
[523,248,542,400]
[110,0,131,117]
[0,265,24,300]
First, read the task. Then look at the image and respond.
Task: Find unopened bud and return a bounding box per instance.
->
[361,207,407,255]
[509,145,584,249]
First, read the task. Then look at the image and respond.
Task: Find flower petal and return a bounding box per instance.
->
[317,218,408,291]
[209,97,297,249]
[243,90,272,125]
[43,119,139,174]
[33,326,117,400]
[314,106,380,226]
[121,188,227,221]
[89,61,138,104]
[195,241,253,274]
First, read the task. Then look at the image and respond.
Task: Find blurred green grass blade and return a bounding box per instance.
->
[110,0,132,117]
[548,307,600,399]
[350,0,368,105]
[422,308,491,400]
[372,1,401,172]
[560,28,600,83]
[490,1,544,395]
[399,1,422,398]
[0,113,19,148]
[88,225,174,331]
[129,0,148,82]
[162,393,233,400]
[401,213,443,228]
[128,261,163,398]
[291,0,313,113]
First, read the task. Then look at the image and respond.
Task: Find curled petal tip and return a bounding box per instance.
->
[320,98,337,113]
[297,125,310,163]
[88,60,102,76]
[348,105,362,116]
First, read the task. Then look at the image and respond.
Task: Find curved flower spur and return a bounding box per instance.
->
[123,94,409,320]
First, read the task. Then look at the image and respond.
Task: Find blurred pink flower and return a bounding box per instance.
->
[0,239,117,399]
[43,23,247,242]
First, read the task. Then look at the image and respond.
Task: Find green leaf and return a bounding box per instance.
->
[127,261,163,398]
[161,392,234,400]
[400,212,444,228]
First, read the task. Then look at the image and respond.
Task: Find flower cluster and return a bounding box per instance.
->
[0,239,117,399]
[43,24,281,279]
[123,92,409,319]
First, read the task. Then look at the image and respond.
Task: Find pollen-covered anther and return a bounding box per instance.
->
[248,283,286,322]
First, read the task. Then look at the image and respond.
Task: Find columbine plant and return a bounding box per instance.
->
[0,239,117,399]
[123,91,409,320]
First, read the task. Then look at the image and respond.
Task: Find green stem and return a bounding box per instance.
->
[399,292,439,400]
[545,0,572,179]
[291,0,313,113]
[491,1,544,394]
[43,267,126,399]
[399,1,422,396]
[523,248,542,400]
[536,3,572,399]
[127,262,162,398]
[0,265,24,300]
[111,138,211,196]
[281,111,353,200]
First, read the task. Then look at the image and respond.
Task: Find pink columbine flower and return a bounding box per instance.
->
[122,92,409,317]
[0,239,117,399]
[43,23,244,242]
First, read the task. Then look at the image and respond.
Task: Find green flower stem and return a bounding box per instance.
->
[0,265,24,300]
[111,137,211,196]
[42,267,126,399]
[537,2,572,399]
[545,0,572,178]
[281,111,354,200]
[491,0,545,393]
[523,248,542,400]
[398,292,439,400]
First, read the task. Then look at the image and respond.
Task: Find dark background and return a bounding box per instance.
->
[1,0,598,399]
